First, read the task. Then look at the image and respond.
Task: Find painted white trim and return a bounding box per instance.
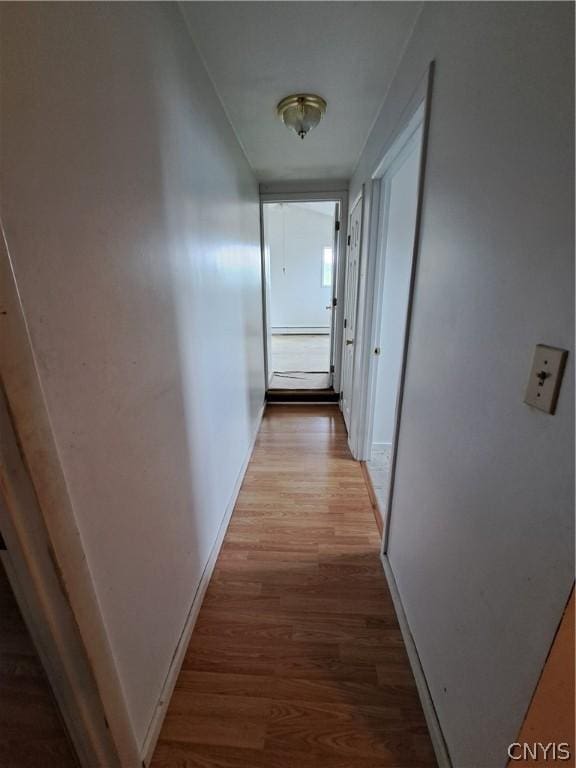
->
[347,64,435,559]
[349,64,434,463]
[350,103,425,463]
[371,103,426,181]
[380,553,452,768]
[348,189,363,219]
[260,191,349,394]
[141,402,266,766]
[0,223,139,767]
[0,409,119,768]
[259,199,271,390]
[340,190,364,434]
[271,326,330,335]
[360,118,424,464]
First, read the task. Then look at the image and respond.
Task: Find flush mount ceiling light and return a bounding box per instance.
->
[277,94,327,140]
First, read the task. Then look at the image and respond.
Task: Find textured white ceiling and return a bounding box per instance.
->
[180,2,422,182]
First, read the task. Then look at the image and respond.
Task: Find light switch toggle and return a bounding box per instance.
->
[524,345,568,414]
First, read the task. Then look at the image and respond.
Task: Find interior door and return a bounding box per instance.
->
[341,196,362,430]
[328,202,340,389]
[261,205,274,387]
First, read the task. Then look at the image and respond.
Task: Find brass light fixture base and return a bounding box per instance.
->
[276,94,327,140]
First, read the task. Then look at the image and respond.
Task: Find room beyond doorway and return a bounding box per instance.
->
[262,199,340,394]
[270,333,330,389]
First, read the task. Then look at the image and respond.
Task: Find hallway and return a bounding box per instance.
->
[151,405,436,768]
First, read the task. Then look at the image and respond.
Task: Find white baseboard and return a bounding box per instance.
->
[271,326,330,335]
[380,554,452,768]
[140,403,266,767]
[372,441,392,450]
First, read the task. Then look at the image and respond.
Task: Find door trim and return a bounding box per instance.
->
[349,62,435,551]
[259,190,349,393]
[381,63,435,553]
[340,191,363,432]
[361,109,425,469]
[0,224,139,767]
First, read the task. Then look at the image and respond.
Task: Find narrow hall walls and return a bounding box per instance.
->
[0,2,264,750]
[351,3,574,766]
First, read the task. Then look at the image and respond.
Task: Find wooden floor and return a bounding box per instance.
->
[152,405,436,768]
[0,561,78,768]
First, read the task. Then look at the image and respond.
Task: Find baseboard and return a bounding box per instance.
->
[140,403,265,767]
[359,461,383,536]
[380,554,452,768]
[271,326,330,335]
[372,441,392,450]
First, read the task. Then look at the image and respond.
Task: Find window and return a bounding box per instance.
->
[322,247,333,287]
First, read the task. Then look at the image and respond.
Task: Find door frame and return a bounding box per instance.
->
[361,107,425,463]
[0,224,140,767]
[349,63,434,549]
[340,189,363,430]
[259,189,349,392]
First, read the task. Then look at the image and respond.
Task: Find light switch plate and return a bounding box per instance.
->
[524,344,568,414]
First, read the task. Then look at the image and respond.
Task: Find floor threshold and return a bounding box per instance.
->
[266,389,340,404]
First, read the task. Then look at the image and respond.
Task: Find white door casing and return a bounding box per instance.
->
[259,190,349,393]
[327,201,340,389]
[341,195,363,429]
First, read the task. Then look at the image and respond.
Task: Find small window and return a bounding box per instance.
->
[322,247,333,287]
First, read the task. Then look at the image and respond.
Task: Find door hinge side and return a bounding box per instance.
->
[344,318,347,329]
[335,220,340,232]
[332,297,337,308]
[330,364,335,373]
[347,235,351,246]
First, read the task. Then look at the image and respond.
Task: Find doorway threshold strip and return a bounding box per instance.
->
[273,371,329,379]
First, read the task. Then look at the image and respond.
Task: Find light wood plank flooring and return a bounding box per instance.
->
[152,405,436,768]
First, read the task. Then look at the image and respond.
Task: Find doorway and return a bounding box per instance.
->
[261,200,340,393]
[0,554,79,767]
[361,104,426,533]
[340,194,363,430]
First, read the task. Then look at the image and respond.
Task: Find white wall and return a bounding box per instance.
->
[265,203,334,331]
[351,3,574,766]
[372,139,422,447]
[0,2,264,751]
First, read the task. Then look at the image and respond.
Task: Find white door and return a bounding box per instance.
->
[328,202,340,389]
[341,196,362,430]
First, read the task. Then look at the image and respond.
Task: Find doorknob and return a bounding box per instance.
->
[346,339,354,345]
[325,305,332,310]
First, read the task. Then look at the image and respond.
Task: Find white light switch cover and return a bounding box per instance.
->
[524,344,568,414]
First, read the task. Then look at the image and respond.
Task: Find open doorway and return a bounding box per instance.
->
[0,555,79,767]
[360,102,426,532]
[262,201,339,392]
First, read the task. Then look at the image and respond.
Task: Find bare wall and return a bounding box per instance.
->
[0,2,264,749]
[265,203,334,331]
[351,3,574,766]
